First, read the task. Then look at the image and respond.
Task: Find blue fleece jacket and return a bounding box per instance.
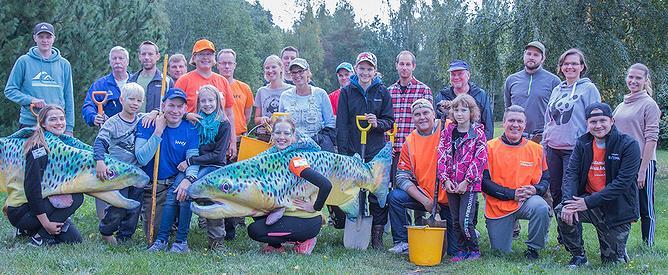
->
[4,46,75,132]
[82,73,126,126]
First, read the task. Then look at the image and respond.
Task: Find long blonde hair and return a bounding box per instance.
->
[23,105,64,155]
[196,85,226,121]
[628,63,653,96]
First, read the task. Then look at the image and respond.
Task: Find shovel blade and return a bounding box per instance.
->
[343,216,372,250]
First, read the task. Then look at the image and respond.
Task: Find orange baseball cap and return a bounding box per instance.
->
[192,39,215,55]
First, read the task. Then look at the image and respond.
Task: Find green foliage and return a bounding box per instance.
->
[1,0,665,144]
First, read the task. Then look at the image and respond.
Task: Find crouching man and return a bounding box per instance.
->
[387,99,456,255]
[556,102,640,267]
[482,105,550,259]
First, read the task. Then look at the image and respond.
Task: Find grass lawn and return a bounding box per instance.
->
[1,137,667,273]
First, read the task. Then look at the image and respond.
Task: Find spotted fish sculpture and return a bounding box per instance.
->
[0,129,149,210]
[188,138,391,220]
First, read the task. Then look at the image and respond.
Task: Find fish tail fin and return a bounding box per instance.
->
[367,142,392,207]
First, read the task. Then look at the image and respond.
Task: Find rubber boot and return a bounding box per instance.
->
[371,225,384,250]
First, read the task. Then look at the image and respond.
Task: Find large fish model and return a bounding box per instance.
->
[188,138,391,220]
[0,129,149,210]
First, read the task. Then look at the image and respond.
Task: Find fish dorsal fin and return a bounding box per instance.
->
[58,134,93,152]
[353,153,361,159]
[7,128,35,139]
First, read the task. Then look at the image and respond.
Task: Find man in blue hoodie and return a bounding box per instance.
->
[82,46,130,128]
[4,22,74,135]
[434,60,493,140]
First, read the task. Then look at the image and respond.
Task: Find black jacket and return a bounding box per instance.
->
[189,120,231,167]
[562,126,640,226]
[336,76,394,161]
[128,69,173,112]
[434,82,494,140]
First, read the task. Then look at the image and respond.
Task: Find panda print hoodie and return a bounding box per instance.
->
[542,77,600,150]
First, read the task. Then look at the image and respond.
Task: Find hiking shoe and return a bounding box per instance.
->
[197,217,207,229]
[170,241,190,253]
[466,251,481,260]
[512,221,521,240]
[524,247,539,260]
[147,239,168,252]
[451,251,468,262]
[261,244,286,254]
[567,254,588,268]
[101,234,118,245]
[294,237,317,255]
[388,242,409,254]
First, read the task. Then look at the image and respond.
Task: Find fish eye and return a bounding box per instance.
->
[222,183,231,192]
[108,170,116,179]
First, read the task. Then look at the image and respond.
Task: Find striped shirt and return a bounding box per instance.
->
[387,77,433,152]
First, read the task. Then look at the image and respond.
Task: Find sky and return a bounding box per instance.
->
[250,0,403,30]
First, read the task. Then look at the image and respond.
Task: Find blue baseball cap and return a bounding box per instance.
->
[447,60,469,72]
[162,88,187,102]
[335,62,353,73]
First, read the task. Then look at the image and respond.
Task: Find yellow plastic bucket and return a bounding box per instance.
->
[238,136,271,161]
[407,226,447,266]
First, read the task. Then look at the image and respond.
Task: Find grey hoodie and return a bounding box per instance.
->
[542,78,600,150]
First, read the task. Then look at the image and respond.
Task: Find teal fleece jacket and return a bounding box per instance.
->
[4,46,75,132]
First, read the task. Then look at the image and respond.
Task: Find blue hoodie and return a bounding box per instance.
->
[4,46,75,132]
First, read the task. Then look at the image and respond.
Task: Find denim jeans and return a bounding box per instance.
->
[99,186,144,240]
[388,188,457,256]
[155,173,190,243]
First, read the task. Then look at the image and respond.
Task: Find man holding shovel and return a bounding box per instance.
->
[336,52,394,249]
[82,46,130,128]
[387,99,456,255]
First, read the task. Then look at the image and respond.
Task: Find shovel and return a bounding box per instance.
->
[425,179,446,228]
[343,115,374,249]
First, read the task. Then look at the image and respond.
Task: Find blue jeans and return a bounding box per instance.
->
[156,173,190,243]
[388,188,457,256]
[99,186,144,240]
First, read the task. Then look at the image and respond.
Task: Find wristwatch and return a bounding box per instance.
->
[186,175,197,183]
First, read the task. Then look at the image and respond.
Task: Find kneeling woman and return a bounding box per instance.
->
[247,117,332,254]
[6,105,84,246]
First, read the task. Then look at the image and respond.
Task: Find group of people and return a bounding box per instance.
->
[2,22,660,267]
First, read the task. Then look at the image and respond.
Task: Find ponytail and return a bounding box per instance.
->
[628,63,653,96]
[22,105,64,156]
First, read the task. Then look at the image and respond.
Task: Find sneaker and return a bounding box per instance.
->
[29,234,44,247]
[209,239,225,251]
[524,247,539,260]
[567,254,588,268]
[388,242,409,254]
[13,227,29,239]
[294,237,317,255]
[466,251,481,260]
[147,239,168,252]
[101,234,118,245]
[261,244,286,253]
[170,241,190,253]
[451,251,468,262]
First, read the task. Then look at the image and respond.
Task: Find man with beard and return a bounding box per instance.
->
[129,41,173,112]
[503,41,561,142]
[503,41,561,237]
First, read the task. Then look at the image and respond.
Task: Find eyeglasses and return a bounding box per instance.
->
[290,69,307,76]
[218,61,236,66]
[197,52,214,57]
[562,62,581,67]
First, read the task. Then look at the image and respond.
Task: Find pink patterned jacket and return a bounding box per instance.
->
[436,122,488,192]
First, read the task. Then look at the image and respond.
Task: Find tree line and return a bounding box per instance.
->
[1,0,666,146]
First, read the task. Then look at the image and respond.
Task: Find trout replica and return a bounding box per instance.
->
[0,129,149,211]
[189,139,392,221]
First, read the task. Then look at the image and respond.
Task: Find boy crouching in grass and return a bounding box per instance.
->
[94,83,157,244]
